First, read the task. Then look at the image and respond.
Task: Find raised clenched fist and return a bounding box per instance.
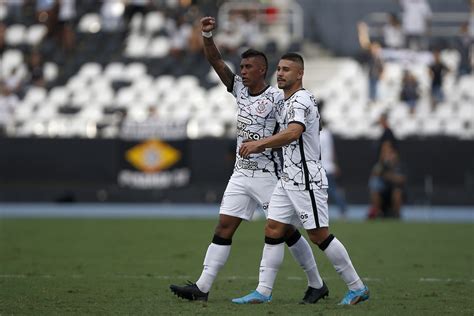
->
[200,16,216,32]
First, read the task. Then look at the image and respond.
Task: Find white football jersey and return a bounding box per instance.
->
[229,75,283,178]
[275,89,328,190]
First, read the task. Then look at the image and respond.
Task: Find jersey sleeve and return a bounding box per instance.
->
[229,75,244,98]
[287,95,311,131]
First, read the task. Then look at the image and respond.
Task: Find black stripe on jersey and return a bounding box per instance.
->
[271,122,281,178]
[226,75,235,93]
[289,121,306,132]
[299,135,310,190]
[308,189,321,229]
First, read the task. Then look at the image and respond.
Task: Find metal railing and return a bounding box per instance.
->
[217,1,304,42]
[365,11,470,38]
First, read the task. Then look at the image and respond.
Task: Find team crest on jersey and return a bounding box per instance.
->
[256,100,267,114]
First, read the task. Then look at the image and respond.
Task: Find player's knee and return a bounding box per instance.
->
[214,218,240,239]
[214,223,234,239]
[264,220,286,239]
[214,225,233,239]
[307,228,331,246]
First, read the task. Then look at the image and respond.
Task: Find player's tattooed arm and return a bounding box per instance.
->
[201,16,234,89]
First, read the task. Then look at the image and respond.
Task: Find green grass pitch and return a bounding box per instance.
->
[0,218,473,315]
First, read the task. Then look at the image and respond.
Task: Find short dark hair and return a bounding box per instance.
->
[241,48,268,76]
[280,52,304,69]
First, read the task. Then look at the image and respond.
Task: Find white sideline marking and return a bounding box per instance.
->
[419,277,474,283]
[1,274,472,282]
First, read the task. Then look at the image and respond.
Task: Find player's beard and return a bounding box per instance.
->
[277,80,289,89]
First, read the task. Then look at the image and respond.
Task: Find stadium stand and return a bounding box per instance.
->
[1,1,472,140]
[0,0,472,205]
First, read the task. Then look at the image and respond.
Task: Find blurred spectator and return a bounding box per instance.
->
[320,119,348,218]
[383,13,405,49]
[429,49,449,109]
[368,140,406,219]
[470,0,474,36]
[367,42,384,103]
[400,70,419,114]
[6,0,25,24]
[188,20,204,55]
[36,0,59,37]
[169,15,192,57]
[0,82,19,137]
[145,105,159,122]
[58,0,76,53]
[454,22,473,78]
[358,22,384,103]
[399,0,432,50]
[124,0,150,25]
[214,21,243,55]
[376,112,398,159]
[238,10,265,49]
[0,22,5,54]
[26,50,46,88]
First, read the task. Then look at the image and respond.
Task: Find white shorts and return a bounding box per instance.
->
[219,173,277,220]
[268,181,329,230]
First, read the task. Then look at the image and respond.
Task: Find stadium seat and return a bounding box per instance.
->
[125,62,147,81]
[71,90,93,106]
[36,102,59,120]
[104,62,125,80]
[395,117,420,139]
[115,87,136,107]
[145,11,166,34]
[444,120,464,138]
[44,62,59,83]
[127,107,147,122]
[124,34,149,58]
[1,49,23,76]
[129,13,144,32]
[78,13,102,33]
[154,75,176,94]
[5,24,26,46]
[25,24,48,46]
[422,117,443,136]
[80,104,103,121]
[48,87,70,105]
[78,62,102,79]
[148,36,171,58]
[14,101,36,122]
[23,87,47,104]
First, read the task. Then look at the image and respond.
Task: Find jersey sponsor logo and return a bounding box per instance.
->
[237,129,261,140]
[237,115,261,140]
[237,115,252,125]
[262,202,269,210]
[237,158,259,170]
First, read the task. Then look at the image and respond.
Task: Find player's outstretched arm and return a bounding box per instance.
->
[201,16,234,89]
[239,123,304,158]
